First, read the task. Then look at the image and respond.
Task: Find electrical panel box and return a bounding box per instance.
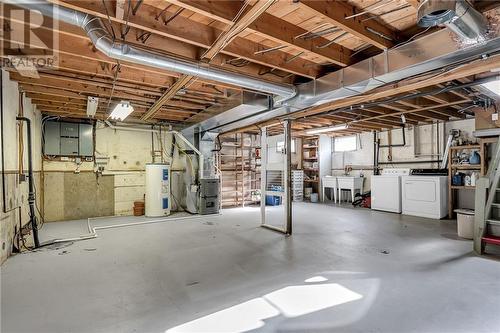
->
[43,121,94,157]
[79,123,94,156]
[60,137,79,156]
[44,121,61,155]
[60,122,79,137]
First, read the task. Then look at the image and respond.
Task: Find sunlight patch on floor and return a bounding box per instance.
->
[166,281,362,333]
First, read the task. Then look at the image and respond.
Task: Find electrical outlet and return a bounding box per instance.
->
[492,113,498,121]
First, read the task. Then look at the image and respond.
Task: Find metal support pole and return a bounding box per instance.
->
[260,120,292,235]
[284,119,292,235]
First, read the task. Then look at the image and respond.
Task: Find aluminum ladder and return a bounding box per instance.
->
[474,138,500,254]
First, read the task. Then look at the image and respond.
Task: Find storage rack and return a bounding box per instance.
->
[218,133,261,207]
[448,137,497,218]
[292,170,304,201]
[301,136,319,200]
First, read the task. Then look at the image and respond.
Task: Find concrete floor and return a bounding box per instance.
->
[2,202,500,333]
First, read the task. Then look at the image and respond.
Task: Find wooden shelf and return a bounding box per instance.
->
[450,144,480,150]
[304,179,319,183]
[303,146,318,149]
[451,185,476,190]
[450,164,481,170]
[448,138,494,218]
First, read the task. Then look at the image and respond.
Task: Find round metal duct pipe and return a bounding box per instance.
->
[9,1,296,103]
[417,0,489,42]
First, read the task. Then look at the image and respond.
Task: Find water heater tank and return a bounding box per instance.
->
[145,163,171,217]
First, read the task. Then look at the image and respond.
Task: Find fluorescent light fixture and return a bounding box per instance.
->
[109,101,134,121]
[306,124,348,135]
[86,96,99,117]
[481,79,500,96]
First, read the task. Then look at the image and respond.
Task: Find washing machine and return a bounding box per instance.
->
[371,168,410,213]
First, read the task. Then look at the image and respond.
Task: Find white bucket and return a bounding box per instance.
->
[455,209,474,239]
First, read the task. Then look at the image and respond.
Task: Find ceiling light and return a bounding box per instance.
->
[481,79,500,96]
[86,96,99,118]
[109,101,134,121]
[306,124,348,135]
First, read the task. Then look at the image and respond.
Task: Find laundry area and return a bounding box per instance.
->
[1,1,500,332]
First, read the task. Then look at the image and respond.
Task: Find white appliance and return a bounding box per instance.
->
[145,163,171,217]
[402,175,448,219]
[371,168,410,213]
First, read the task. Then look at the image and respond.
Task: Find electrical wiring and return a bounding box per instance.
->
[101,0,116,40]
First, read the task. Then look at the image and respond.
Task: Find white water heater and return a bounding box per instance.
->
[145,163,171,217]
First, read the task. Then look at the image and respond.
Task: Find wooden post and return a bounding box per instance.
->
[474,177,488,254]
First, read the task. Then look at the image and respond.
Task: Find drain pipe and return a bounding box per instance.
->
[11,1,296,103]
[16,117,40,248]
[377,126,407,148]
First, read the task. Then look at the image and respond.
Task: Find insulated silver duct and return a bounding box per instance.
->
[12,1,296,102]
[417,0,489,42]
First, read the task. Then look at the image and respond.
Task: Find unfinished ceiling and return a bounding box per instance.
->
[2,0,499,134]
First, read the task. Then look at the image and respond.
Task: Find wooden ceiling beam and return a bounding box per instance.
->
[142,0,276,121]
[396,99,467,120]
[48,1,323,77]
[166,0,353,66]
[379,103,450,121]
[299,0,397,49]
[31,99,199,117]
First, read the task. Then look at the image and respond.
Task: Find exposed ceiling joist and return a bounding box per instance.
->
[141,74,195,121]
[166,0,353,66]
[143,0,275,121]
[299,0,397,49]
[48,1,323,77]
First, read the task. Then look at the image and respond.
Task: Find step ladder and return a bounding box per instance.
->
[474,137,500,254]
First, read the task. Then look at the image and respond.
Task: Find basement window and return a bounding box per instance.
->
[333,135,357,152]
[276,139,296,153]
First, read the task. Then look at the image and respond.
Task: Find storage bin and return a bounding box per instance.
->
[266,195,281,206]
[310,193,319,203]
[455,209,475,239]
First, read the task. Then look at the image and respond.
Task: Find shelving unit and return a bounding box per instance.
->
[301,137,319,199]
[218,133,261,208]
[448,137,498,218]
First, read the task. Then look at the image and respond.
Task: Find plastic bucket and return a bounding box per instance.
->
[455,209,474,239]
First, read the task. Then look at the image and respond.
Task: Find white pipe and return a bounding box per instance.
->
[49,213,221,244]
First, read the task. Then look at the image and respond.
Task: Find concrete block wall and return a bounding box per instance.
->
[1,70,42,264]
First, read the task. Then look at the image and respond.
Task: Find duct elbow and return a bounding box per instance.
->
[417,0,489,43]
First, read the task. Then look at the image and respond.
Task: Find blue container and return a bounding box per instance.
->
[265,195,281,206]
[470,151,480,165]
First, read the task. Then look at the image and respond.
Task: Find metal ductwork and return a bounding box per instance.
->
[11,1,500,136]
[12,1,296,103]
[417,0,489,42]
[194,25,500,133]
